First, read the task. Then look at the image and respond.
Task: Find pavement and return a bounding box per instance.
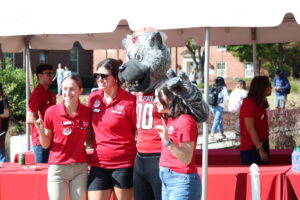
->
[196,131,240,149]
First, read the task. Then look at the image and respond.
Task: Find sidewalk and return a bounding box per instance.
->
[197,131,240,149]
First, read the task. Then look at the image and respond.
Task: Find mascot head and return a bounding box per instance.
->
[118,28,171,94]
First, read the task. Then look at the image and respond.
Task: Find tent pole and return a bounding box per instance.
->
[24,37,31,151]
[202,27,210,200]
[251,28,258,76]
[175,47,178,74]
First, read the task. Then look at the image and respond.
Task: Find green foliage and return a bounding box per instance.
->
[0,63,26,121]
[226,44,277,64]
[290,79,300,93]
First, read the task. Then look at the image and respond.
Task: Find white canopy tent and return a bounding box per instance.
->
[1,1,300,199]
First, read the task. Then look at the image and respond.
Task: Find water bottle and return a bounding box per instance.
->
[292,146,300,172]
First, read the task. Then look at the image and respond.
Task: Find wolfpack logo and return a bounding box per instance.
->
[167,125,174,135]
[116,105,124,111]
[111,105,125,115]
[82,121,89,128]
[93,99,101,108]
[63,127,72,136]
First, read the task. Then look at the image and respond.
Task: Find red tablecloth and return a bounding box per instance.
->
[198,165,291,200]
[14,149,292,166]
[283,169,300,200]
[13,149,94,164]
[0,163,291,200]
[0,163,49,200]
[195,149,292,165]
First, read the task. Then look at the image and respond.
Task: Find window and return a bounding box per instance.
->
[217,45,226,51]
[3,53,14,66]
[216,62,226,77]
[245,63,254,78]
[39,51,47,63]
[70,47,79,73]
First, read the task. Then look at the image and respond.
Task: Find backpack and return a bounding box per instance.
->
[286,79,291,94]
[208,86,223,106]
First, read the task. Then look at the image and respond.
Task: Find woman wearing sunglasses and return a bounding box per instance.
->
[88,58,137,200]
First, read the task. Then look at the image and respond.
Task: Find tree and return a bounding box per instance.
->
[185,39,205,83]
[283,43,300,78]
[226,44,279,75]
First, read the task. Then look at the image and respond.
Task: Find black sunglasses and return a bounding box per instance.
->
[41,72,54,77]
[94,73,111,80]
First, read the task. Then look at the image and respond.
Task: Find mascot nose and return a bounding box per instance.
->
[119,65,126,72]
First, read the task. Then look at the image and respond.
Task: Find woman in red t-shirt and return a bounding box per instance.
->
[240,76,272,165]
[34,75,92,200]
[154,83,201,200]
[88,58,136,200]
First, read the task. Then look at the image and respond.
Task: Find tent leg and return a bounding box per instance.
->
[202,27,210,200]
[24,39,31,152]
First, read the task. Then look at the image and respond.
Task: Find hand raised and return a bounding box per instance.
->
[34,111,45,134]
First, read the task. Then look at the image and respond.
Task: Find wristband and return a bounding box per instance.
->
[165,139,173,147]
[256,143,263,150]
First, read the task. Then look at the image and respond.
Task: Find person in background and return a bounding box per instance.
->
[228,80,248,136]
[26,64,56,163]
[240,76,272,165]
[188,66,199,85]
[88,58,136,200]
[273,68,290,109]
[52,63,65,96]
[0,83,9,162]
[63,65,72,79]
[209,76,229,139]
[154,83,201,200]
[34,75,91,200]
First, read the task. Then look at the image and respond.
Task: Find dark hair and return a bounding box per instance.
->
[0,83,4,97]
[62,75,83,89]
[247,76,270,108]
[215,76,226,87]
[35,64,53,77]
[97,58,122,85]
[275,68,282,75]
[157,83,191,119]
[238,80,247,90]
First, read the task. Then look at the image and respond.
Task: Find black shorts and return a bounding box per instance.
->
[88,166,134,190]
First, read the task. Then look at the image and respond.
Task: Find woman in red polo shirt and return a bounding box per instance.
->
[239,76,272,165]
[154,83,201,200]
[34,75,92,200]
[88,58,137,200]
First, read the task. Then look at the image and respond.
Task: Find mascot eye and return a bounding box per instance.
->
[127,51,132,59]
[135,53,143,62]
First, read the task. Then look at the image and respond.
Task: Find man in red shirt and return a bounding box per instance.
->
[26,64,56,163]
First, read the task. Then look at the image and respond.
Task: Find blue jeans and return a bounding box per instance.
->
[275,95,286,108]
[159,167,201,200]
[0,133,7,162]
[33,145,50,163]
[210,106,224,134]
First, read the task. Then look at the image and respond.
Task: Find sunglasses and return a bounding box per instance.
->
[94,73,111,80]
[41,72,54,77]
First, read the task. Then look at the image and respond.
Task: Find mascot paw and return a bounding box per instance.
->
[166,69,209,123]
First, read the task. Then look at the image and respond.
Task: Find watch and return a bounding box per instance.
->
[165,139,173,147]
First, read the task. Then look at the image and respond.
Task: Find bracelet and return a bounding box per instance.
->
[165,139,173,147]
[256,143,263,150]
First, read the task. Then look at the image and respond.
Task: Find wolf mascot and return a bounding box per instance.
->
[119,28,209,200]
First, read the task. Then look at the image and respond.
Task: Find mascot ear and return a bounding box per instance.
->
[149,32,163,49]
